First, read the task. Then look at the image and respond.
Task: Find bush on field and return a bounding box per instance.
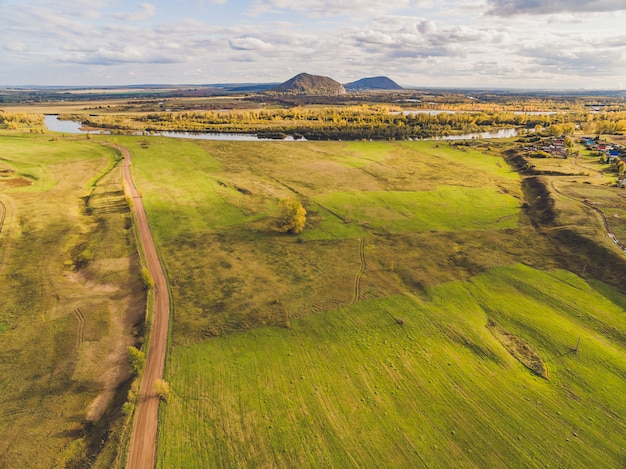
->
[154,379,172,402]
[127,346,145,375]
[276,198,307,234]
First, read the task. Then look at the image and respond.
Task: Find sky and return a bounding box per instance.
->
[1,0,625,89]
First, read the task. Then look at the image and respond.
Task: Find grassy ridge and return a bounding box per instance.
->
[158,264,626,468]
[0,131,144,468]
[0,133,114,192]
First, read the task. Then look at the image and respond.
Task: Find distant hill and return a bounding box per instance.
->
[273,73,346,95]
[344,77,403,91]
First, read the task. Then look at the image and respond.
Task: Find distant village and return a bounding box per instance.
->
[579,136,626,164]
[518,134,626,187]
[521,135,626,161]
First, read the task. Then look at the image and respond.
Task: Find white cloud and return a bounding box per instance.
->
[248,0,414,17]
[486,0,626,16]
[113,3,157,22]
[60,47,183,65]
[2,42,29,53]
[346,17,512,62]
[229,37,273,50]
[519,45,626,77]
[0,0,624,88]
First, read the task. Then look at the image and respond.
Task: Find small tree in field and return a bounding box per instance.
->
[154,379,172,402]
[276,198,307,234]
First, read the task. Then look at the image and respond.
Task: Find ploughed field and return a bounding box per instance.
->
[120,137,626,468]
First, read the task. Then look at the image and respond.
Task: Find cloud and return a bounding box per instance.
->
[59,44,185,65]
[2,42,29,53]
[229,36,273,51]
[523,48,625,77]
[248,0,413,17]
[0,0,624,88]
[113,3,157,22]
[486,0,626,16]
[226,28,321,58]
[346,17,511,61]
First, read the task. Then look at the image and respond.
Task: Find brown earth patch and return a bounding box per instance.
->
[0,177,32,188]
[487,319,549,379]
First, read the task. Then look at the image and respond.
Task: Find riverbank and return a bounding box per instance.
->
[45,115,529,142]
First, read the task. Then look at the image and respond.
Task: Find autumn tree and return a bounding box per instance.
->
[154,379,172,402]
[276,198,307,234]
[127,346,145,375]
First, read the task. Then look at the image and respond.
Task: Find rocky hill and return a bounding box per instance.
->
[344,76,403,91]
[273,73,346,95]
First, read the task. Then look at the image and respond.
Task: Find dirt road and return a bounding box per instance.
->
[116,145,170,469]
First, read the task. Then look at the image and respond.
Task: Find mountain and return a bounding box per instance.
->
[273,73,346,95]
[344,76,404,91]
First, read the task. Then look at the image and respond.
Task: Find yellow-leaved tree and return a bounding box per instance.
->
[276,198,307,234]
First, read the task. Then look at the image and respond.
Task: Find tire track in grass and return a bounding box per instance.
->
[0,408,31,421]
[351,237,366,305]
[0,200,6,236]
[71,308,85,356]
[0,198,11,273]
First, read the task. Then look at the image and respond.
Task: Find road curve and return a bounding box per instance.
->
[114,144,170,469]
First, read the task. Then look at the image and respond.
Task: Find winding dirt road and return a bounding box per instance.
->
[116,144,170,469]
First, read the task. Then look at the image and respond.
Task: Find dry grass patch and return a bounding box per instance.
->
[487,319,549,379]
[0,133,145,468]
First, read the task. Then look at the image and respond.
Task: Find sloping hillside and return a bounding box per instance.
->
[273,73,346,95]
[344,76,403,90]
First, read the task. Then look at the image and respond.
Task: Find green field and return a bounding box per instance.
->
[313,186,518,233]
[121,138,527,340]
[117,136,626,467]
[0,131,144,468]
[159,265,626,468]
[2,130,625,467]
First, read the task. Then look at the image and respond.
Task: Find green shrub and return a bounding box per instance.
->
[127,346,145,375]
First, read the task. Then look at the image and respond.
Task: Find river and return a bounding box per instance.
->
[44,115,526,141]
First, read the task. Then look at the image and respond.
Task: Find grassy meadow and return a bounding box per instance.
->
[122,138,528,340]
[160,265,626,468]
[119,135,626,467]
[2,127,625,467]
[0,131,144,468]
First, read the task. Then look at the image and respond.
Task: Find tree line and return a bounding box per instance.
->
[55,107,626,140]
[0,111,45,129]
